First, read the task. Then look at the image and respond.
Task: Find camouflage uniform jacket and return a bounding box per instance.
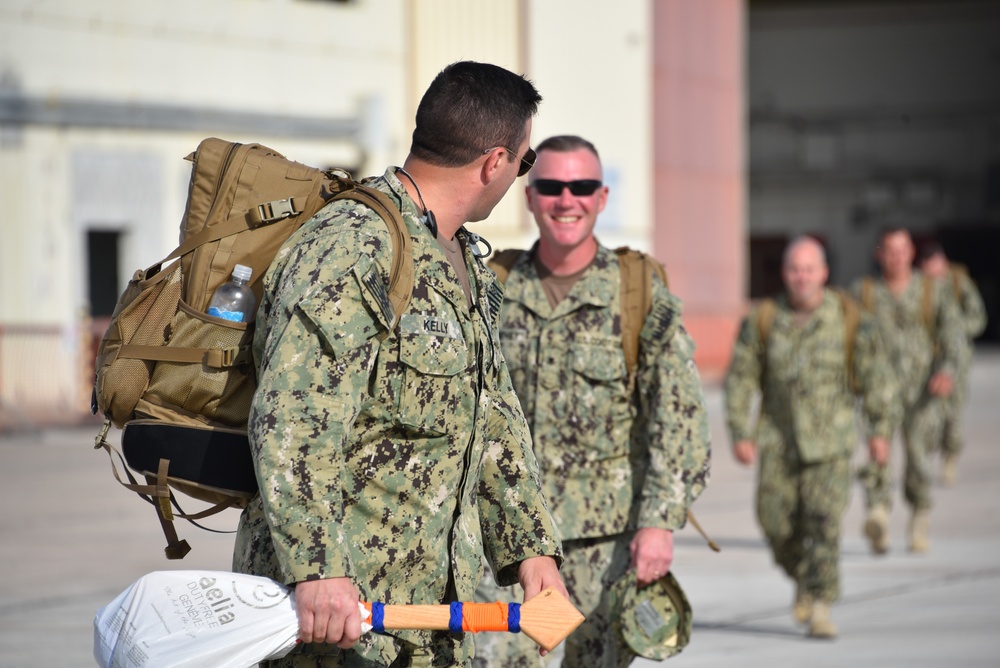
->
[233,168,561,663]
[850,271,965,408]
[948,265,988,367]
[495,245,710,541]
[724,290,899,463]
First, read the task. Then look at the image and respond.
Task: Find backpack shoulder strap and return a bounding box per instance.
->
[921,273,936,339]
[488,249,526,285]
[755,297,776,348]
[833,288,861,393]
[754,297,776,387]
[860,276,875,312]
[614,247,668,382]
[332,185,414,329]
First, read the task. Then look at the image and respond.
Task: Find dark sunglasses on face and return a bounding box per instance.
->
[530,179,603,197]
[485,146,536,177]
[516,148,537,177]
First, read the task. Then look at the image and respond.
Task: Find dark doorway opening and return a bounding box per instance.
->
[87,230,121,317]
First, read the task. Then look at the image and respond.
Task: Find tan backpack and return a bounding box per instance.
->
[92,138,414,559]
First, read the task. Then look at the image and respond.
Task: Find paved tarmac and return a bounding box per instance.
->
[2,349,999,667]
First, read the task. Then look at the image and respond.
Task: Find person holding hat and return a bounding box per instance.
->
[724,236,898,638]
[473,135,711,666]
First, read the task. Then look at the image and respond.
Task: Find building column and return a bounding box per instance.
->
[651,0,745,381]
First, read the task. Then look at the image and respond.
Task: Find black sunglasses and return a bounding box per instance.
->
[530,179,603,197]
[517,148,537,177]
[485,146,536,177]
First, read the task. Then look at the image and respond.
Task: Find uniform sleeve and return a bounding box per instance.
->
[853,314,900,440]
[634,277,711,531]
[249,221,393,586]
[723,313,762,444]
[477,357,563,586]
[959,273,988,339]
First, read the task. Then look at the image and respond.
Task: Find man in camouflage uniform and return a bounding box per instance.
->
[851,227,964,554]
[916,240,988,485]
[724,236,897,639]
[474,135,711,667]
[233,62,567,667]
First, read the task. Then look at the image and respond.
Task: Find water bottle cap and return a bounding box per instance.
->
[232,264,253,282]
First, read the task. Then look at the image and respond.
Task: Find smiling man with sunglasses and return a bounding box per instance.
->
[475,135,711,667]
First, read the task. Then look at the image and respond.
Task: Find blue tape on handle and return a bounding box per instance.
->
[508,602,521,633]
[371,601,385,634]
[449,602,464,634]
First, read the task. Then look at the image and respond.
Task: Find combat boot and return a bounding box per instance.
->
[863,504,890,555]
[793,584,813,624]
[942,455,958,486]
[808,601,838,639]
[909,509,930,553]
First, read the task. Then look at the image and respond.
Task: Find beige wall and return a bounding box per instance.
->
[0,0,748,425]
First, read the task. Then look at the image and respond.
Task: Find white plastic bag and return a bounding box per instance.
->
[94,570,300,668]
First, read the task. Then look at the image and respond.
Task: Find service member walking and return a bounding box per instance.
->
[475,135,711,666]
[851,227,964,554]
[233,62,566,667]
[724,236,898,638]
[916,240,988,485]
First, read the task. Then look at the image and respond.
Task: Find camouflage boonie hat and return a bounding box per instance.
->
[611,570,692,660]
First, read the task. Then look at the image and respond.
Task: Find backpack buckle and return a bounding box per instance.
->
[253,198,299,225]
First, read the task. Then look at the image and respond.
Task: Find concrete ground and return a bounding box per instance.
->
[2,349,999,667]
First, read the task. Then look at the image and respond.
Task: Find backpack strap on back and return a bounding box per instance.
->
[754,298,776,386]
[860,276,875,313]
[920,273,936,343]
[614,247,669,390]
[833,288,861,394]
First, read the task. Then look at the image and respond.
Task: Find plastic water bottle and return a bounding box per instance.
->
[207,264,256,323]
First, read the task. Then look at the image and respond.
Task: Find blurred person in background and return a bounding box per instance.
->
[852,227,964,555]
[916,240,987,485]
[724,236,897,639]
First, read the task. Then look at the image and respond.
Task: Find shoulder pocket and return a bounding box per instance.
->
[297,257,387,360]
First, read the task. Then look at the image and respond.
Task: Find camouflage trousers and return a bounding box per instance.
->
[859,391,948,512]
[259,632,470,667]
[472,535,634,668]
[756,444,851,603]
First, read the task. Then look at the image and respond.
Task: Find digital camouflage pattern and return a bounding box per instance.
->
[474,244,710,666]
[940,265,988,457]
[850,271,964,511]
[232,168,562,667]
[724,290,898,602]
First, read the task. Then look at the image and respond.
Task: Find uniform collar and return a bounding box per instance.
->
[503,242,617,318]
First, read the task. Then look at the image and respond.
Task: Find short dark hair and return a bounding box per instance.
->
[535,135,601,160]
[410,61,542,168]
